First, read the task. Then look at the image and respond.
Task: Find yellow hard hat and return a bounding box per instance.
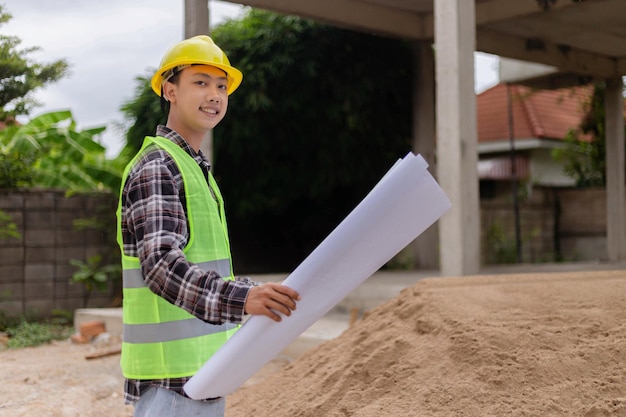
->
[151,35,243,96]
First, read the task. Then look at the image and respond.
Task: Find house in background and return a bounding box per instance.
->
[475,82,607,264]
[476,82,593,200]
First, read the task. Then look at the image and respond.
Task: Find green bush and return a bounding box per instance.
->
[70,254,121,308]
[5,318,73,349]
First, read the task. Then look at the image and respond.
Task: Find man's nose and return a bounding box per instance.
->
[207,84,220,101]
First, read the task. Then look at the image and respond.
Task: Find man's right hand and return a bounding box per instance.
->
[244,282,300,322]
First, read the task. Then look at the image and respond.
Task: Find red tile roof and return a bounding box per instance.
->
[477,83,594,143]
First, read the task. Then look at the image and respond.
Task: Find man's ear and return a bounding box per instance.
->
[162,82,176,103]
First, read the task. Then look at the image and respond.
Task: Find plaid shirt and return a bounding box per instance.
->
[120,125,257,403]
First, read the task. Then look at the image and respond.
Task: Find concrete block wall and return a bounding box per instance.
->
[0,187,612,318]
[0,190,119,319]
[481,193,555,264]
[480,187,611,264]
[556,187,607,262]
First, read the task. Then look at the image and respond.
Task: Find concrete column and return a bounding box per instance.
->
[434,0,480,276]
[604,77,626,261]
[411,41,439,270]
[184,0,214,162]
[185,0,209,38]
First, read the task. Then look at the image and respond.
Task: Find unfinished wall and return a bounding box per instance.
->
[0,190,119,319]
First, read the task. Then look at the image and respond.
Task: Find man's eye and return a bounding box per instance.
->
[195,81,207,86]
[218,84,227,90]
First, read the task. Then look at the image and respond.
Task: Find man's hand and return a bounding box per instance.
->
[244,282,300,322]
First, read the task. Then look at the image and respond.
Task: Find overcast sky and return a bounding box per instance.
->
[3,0,498,157]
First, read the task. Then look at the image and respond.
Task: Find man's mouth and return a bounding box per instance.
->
[200,106,218,115]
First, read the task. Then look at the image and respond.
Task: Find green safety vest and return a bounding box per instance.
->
[117,135,239,380]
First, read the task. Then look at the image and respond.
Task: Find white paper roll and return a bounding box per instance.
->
[184,152,451,399]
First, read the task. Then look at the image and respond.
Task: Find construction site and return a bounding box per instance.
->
[2,262,626,416]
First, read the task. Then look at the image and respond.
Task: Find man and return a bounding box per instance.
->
[117,35,300,416]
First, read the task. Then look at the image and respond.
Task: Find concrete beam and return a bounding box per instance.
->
[234,0,431,39]
[477,28,620,78]
[475,0,606,26]
[420,0,605,39]
[230,0,624,80]
[233,0,607,41]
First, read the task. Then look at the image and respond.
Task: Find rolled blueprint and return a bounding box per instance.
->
[184,152,452,399]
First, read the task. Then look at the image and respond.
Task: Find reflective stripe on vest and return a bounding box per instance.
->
[124,318,238,344]
[122,258,235,343]
[117,135,237,380]
[122,259,231,289]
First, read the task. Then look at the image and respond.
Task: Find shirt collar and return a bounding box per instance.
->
[155,125,212,170]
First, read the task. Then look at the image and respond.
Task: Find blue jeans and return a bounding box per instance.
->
[134,387,225,417]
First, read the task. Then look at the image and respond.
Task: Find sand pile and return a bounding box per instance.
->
[226,270,626,417]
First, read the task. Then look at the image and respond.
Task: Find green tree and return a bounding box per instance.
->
[116,74,163,162]
[0,4,69,121]
[119,10,413,272]
[212,12,412,271]
[553,82,625,187]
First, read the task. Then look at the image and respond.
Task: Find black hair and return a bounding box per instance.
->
[159,68,184,119]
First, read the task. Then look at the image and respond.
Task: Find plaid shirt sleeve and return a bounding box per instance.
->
[122,145,255,325]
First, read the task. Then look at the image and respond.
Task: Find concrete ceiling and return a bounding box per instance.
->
[224,0,626,79]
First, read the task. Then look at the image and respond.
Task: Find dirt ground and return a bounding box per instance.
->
[2,269,626,417]
[0,332,288,417]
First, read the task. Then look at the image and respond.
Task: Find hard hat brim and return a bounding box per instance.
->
[151,61,243,96]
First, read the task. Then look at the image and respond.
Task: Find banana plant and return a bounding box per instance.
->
[0,110,121,193]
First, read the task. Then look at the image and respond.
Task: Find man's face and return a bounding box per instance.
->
[165,64,229,132]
